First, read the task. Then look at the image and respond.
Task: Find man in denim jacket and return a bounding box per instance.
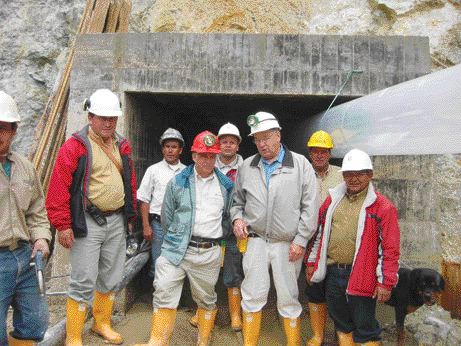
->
[135,131,233,346]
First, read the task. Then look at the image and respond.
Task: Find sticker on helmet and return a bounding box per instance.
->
[203,134,216,147]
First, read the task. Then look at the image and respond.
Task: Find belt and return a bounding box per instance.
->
[248,233,260,238]
[100,207,123,217]
[149,213,161,223]
[189,236,220,249]
[0,240,28,252]
[328,263,353,270]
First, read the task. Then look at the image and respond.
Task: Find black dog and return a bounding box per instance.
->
[385,268,445,344]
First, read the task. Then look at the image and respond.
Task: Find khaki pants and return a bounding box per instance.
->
[153,245,221,310]
[68,212,126,304]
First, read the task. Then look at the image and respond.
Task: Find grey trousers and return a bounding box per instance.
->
[68,212,126,304]
[153,245,221,310]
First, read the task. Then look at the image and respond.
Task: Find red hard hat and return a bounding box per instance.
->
[191,131,221,154]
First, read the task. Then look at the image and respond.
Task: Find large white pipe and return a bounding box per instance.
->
[306,64,461,157]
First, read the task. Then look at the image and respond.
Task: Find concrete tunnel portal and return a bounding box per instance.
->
[125,92,353,177]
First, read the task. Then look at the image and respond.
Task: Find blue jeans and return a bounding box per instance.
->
[223,235,244,288]
[325,266,381,343]
[149,219,165,279]
[0,244,48,343]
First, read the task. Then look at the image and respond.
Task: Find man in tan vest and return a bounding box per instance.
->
[46,89,137,345]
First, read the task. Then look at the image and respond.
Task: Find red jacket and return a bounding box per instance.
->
[46,125,137,237]
[305,182,400,296]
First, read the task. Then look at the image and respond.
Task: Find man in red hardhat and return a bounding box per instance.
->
[134,131,234,346]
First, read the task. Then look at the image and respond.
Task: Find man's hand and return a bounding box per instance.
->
[305,266,314,285]
[373,286,392,303]
[143,224,153,241]
[58,229,74,249]
[289,242,305,262]
[233,218,248,239]
[32,239,50,258]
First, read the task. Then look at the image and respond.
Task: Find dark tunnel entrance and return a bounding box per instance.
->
[125,92,354,179]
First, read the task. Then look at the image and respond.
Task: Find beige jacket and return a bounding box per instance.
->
[231,147,319,247]
[0,152,51,247]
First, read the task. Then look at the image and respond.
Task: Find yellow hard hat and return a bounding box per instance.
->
[307,130,334,149]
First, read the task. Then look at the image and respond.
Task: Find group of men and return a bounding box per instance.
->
[1,88,400,346]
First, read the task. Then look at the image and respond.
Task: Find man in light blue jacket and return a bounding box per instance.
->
[134,130,233,346]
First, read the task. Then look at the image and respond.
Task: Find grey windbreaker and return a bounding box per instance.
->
[230,146,319,247]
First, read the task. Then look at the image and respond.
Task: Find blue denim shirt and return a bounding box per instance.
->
[160,164,234,265]
[262,145,285,186]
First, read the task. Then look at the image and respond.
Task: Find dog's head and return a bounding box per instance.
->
[413,268,445,305]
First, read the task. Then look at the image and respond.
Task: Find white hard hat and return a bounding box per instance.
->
[159,128,184,146]
[340,149,373,172]
[218,122,241,143]
[0,91,21,123]
[247,111,281,136]
[83,89,122,117]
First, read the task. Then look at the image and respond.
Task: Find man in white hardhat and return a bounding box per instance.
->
[304,130,343,346]
[306,149,400,345]
[0,91,51,345]
[138,128,185,281]
[190,122,245,331]
[231,111,319,345]
[46,89,137,345]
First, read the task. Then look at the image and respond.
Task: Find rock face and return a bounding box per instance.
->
[2,0,459,153]
[140,0,461,68]
[0,0,85,154]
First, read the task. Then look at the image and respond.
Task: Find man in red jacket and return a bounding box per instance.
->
[305,149,400,346]
[46,89,137,345]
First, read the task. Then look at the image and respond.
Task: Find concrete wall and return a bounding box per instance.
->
[67,33,430,137]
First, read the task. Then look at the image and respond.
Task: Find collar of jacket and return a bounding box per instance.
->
[176,164,233,191]
[72,124,127,148]
[250,144,294,168]
[329,181,378,209]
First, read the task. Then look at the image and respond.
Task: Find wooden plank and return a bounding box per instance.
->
[116,0,132,33]
[105,0,123,33]
[88,0,111,33]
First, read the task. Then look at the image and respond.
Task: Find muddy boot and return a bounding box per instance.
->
[190,310,199,328]
[197,308,217,346]
[283,317,301,346]
[306,303,327,346]
[8,334,36,345]
[242,311,262,346]
[133,308,177,346]
[227,287,242,332]
[337,331,356,346]
[65,298,87,346]
[91,291,123,344]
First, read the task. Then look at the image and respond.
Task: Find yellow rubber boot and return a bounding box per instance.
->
[337,331,356,346]
[306,303,327,346]
[91,291,123,344]
[196,308,217,346]
[190,310,199,328]
[283,317,301,346]
[65,298,87,346]
[227,287,242,331]
[7,334,36,345]
[242,311,262,346]
[133,308,177,346]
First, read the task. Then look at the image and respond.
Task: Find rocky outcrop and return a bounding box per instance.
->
[0,1,85,154]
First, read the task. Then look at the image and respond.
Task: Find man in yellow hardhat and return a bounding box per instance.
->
[304,130,342,346]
